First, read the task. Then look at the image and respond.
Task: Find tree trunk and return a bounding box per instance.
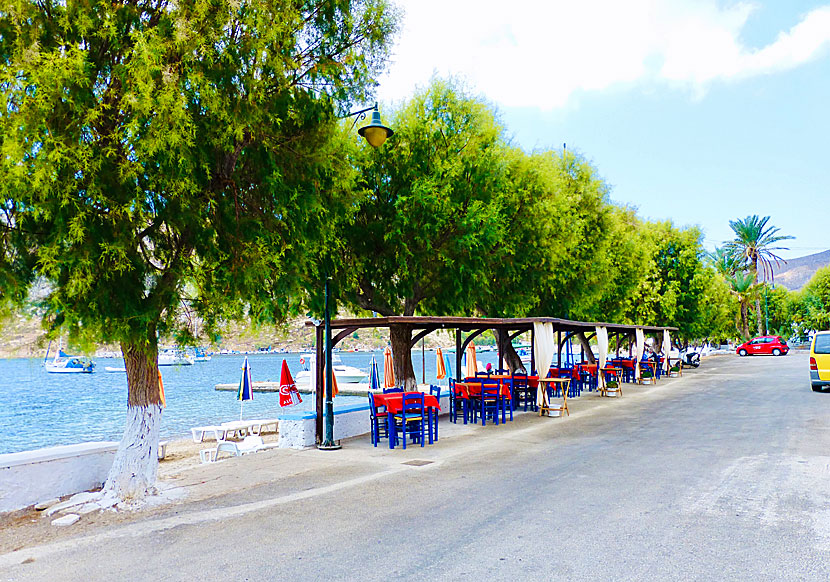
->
[102,339,163,505]
[755,297,763,335]
[493,329,526,374]
[740,301,750,339]
[389,324,417,390]
[575,332,596,364]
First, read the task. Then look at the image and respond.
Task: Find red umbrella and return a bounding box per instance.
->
[279,359,302,407]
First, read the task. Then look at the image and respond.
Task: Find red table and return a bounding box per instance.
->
[456,380,511,399]
[374,392,440,413]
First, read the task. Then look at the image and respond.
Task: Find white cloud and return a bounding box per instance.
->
[377,1,830,108]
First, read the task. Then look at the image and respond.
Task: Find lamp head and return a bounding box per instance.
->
[358,104,393,148]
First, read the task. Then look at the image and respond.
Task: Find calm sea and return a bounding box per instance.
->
[0,349,501,454]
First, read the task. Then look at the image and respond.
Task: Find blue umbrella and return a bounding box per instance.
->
[238,356,253,420]
[369,355,380,392]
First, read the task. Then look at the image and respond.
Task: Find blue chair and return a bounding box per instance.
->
[449,378,470,424]
[367,392,388,447]
[511,372,535,412]
[498,380,513,423]
[383,386,403,394]
[391,392,425,449]
[478,380,501,426]
[428,385,441,442]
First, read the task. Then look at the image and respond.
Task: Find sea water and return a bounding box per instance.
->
[0,349,500,454]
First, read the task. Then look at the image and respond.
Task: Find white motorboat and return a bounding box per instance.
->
[295,353,368,385]
[104,366,126,373]
[43,341,95,374]
[158,348,195,366]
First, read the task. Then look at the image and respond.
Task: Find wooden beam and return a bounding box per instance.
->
[409,326,439,349]
[331,327,359,347]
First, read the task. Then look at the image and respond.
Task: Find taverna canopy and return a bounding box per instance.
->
[305,316,677,443]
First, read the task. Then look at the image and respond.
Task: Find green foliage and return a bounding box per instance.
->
[724,215,793,282]
[800,266,830,331]
[335,78,510,317]
[621,222,720,341]
[1,0,399,352]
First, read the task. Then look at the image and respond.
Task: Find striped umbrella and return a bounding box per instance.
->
[466,342,478,378]
[436,347,447,383]
[369,355,381,392]
[238,356,253,420]
[383,346,396,389]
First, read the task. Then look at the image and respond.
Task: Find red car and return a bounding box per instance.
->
[736,335,789,356]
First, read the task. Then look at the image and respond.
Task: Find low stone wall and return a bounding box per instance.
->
[0,441,118,513]
[277,393,450,449]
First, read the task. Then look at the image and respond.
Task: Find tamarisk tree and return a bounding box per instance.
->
[0,0,397,504]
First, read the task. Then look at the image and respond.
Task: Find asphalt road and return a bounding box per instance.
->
[4,352,830,581]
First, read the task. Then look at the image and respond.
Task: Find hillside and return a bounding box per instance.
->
[771,249,830,291]
[0,313,456,359]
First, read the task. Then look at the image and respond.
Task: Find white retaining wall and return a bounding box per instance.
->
[0,441,118,513]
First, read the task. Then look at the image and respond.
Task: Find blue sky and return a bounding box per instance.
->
[377,1,830,260]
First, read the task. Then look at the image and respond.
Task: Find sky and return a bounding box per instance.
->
[375,0,830,260]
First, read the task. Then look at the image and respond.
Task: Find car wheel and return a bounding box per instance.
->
[738,349,747,356]
[772,348,781,356]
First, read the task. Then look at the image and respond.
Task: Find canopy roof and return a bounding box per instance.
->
[306,316,675,443]
[305,315,675,339]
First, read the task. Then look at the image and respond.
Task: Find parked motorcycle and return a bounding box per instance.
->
[679,347,701,368]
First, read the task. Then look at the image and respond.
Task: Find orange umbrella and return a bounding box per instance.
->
[331,365,340,397]
[436,347,447,381]
[466,342,478,378]
[158,369,166,408]
[383,346,396,389]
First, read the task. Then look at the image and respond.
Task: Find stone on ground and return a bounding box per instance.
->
[51,514,80,527]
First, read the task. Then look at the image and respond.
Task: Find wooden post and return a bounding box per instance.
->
[455,329,462,381]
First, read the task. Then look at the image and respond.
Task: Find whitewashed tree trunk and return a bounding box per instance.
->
[101,339,163,506]
[102,404,162,505]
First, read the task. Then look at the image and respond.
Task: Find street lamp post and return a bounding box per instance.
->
[318,103,392,451]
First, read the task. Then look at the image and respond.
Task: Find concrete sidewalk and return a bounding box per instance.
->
[0,371,687,563]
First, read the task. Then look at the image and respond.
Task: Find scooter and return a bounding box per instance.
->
[679,347,701,368]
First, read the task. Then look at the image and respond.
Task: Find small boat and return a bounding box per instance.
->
[193,347,212,362]
[158,348,195,366]
[295,353,368,385]
[43,341,95,374]
[104,366,127,373]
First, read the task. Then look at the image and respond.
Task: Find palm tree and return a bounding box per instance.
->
[724,215,792,335]
[729,271,755,339]
[708,246,745,278]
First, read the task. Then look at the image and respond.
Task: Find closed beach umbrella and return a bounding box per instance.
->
[238,356,253,420]
[383,346,396,389]
[466,342,478,378]
[158,369,166,409]
[436,347,447,383]
[279,359,302,407]
[369,356,381,392]
[330,364,340,397]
